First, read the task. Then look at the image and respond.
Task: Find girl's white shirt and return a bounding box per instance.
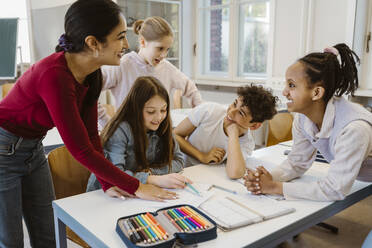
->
[271,97,372,201]
[98,51,203,128]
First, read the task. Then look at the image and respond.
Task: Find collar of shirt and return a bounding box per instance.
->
[128,51,154,72]
[302,97,336,140]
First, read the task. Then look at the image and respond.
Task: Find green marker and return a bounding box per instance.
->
[185,182,202,196]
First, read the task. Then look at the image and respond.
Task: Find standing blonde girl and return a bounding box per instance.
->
[87,76,191,191]
[98,16,202,128]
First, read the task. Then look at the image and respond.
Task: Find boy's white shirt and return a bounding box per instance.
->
[185,102,255,167]
[271,98,372,201]
[98,51,203,128]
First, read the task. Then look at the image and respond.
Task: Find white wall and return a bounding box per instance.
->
[26,0,75,62]
[190,0,358,102]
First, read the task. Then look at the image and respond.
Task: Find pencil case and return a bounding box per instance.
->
[116,204,217,248]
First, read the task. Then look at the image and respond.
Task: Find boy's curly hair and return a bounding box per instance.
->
[237,84,278,123]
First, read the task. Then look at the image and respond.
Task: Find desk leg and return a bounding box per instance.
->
[54,216,67,248]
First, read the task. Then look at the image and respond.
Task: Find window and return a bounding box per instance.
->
[196,0,271,81]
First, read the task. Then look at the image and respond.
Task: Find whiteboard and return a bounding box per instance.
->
[0,18,18,79]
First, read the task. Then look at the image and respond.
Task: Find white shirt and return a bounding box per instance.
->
[185,102,255,166]
[98,52,203,128]
[271,99,372,201]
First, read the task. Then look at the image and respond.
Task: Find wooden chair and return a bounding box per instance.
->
[2,83,15,98]
[48,146,91,247]
[266,112,294,146]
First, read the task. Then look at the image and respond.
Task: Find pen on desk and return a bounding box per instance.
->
[212,184,237,195]
[185,182,202,196]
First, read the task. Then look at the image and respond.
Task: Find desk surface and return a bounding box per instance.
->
[52,144,372,248]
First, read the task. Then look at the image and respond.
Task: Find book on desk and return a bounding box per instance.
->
[200,194,295,231]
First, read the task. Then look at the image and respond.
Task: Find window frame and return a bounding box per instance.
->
[194,0,275,85]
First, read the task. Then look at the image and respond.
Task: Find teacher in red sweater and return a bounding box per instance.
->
[0,0,176,246]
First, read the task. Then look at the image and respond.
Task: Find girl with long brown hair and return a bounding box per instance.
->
[87,76,191,191]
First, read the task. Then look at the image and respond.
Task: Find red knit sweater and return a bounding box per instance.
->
[0,52,139,194]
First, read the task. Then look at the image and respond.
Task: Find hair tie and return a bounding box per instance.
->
[323,47,339,56]
[58,34,74,52]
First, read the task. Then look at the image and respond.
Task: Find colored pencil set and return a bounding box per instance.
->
[116,205,217,247]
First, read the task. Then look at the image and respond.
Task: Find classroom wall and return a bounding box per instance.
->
[188,0,357,103]
[26,0,76,62]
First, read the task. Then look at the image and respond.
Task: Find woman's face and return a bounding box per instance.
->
[99,14,129,65]
[139,35,173,66]
[143,95,168,131]
[282,62,315,114]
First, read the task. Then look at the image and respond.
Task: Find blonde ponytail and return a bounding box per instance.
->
[133,16,173,41]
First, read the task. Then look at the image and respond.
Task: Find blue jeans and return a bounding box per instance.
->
[0,127,56,248]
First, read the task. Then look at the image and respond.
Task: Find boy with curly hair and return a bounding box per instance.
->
[174,85,277,179]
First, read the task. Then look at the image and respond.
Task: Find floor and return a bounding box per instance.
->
[23,195,372,247]
[279,195,372,248]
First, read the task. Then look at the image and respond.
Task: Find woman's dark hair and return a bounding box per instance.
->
[100,76,174,172]
[299,43,360,103]
[237,84,278,123]
[56,0,122,109]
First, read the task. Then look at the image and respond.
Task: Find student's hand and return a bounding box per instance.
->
[148,173,193,189]
[225,122,247,137]
[201,147,226,164]
[105,186,135,198]
[256,166,283,195]
[134,183,178,201]
[243,168,263,194]
[244,167,283,195]
[225,123,240,137]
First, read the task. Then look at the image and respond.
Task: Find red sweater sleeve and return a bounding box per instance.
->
[38,68,139,193]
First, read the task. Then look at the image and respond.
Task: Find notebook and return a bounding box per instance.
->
[200,194,295,230]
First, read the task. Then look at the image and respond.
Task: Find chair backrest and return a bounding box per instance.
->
[2,83,15,98]
[47,146,91,199]
[266,112,294,146]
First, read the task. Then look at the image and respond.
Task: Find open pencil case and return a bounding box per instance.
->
[116,204,217,248]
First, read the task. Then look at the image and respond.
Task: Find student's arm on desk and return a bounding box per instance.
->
[281,121,372,201]
[270,114,317,182]
[147,136,191,189]
[225,123,246,179]
[174,118,225,164]
[247,115,316,198]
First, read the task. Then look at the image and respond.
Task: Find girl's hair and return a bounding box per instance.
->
[55,0,122,109]
[133,16,173,41]
[298,43,360,103]
[100,76,174,172]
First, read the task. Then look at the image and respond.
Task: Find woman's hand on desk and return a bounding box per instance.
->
[244,167,283,196]
[105,186,135,198]
[134,183,178,201]
[147,173,193,189]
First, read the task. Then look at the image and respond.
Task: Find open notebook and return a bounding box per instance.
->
[200,194,295,230]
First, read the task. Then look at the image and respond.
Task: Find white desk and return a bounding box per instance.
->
[52,144,372,248]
